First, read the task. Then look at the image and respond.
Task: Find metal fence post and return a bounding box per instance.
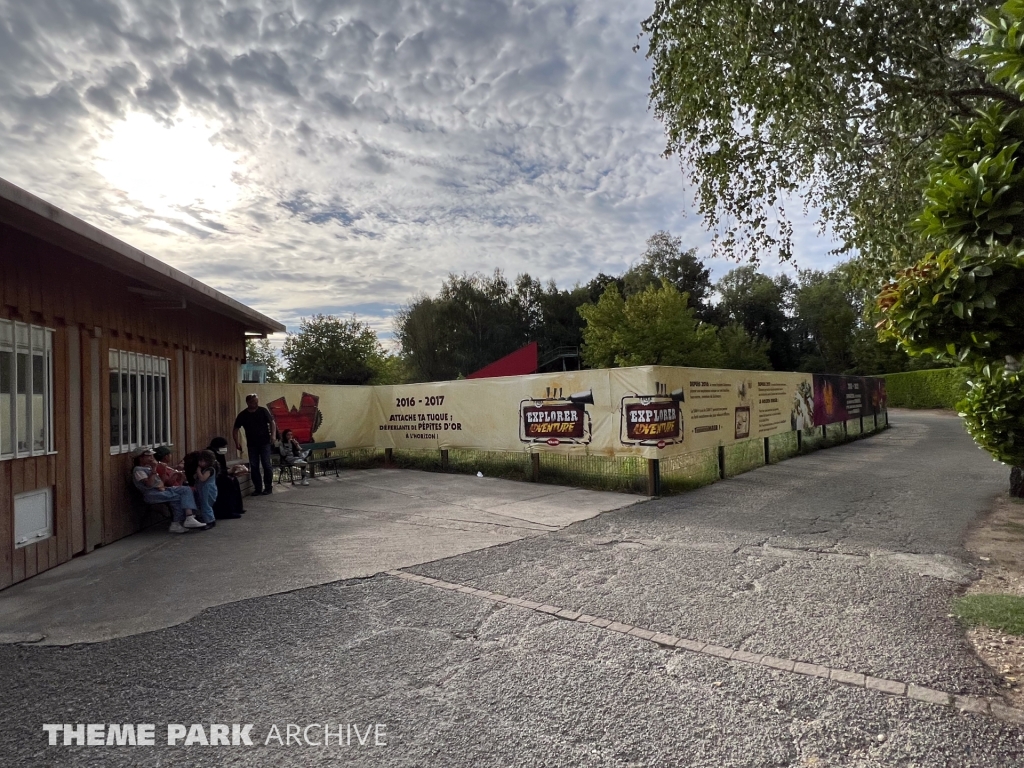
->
[718,445,726,480]
[531,452,540,483]
[796,429,802,451]
[859,415,864,435]
[647,458,661,497]
[384,448,393,466]
[440,449,449,471]
[763,436,770,465]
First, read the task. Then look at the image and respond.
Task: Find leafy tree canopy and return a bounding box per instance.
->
[715,266,798,370]
[639,0,994,274]
[792,270,860,374]
[282,314,393,386]
[394,271,535,382]
[876,1,1024,475]
[717,323,772,371]
[577,282,722,368]
[622,231,717,321]
[390,234,926,380]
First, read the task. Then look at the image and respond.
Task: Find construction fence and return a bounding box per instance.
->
[241,366,887,496]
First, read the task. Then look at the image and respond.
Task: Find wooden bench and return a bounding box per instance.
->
[273,441,340,484]
[129,479,173,525]
[226,459,256,497]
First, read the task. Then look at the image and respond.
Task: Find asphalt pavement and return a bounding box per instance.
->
[0,470,636,644]
[2,409,1023,767]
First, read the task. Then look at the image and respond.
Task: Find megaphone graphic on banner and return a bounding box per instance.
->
[569,389,594,405]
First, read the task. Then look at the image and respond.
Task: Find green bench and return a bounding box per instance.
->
[273,441,340,485]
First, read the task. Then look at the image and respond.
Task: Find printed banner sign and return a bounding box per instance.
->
[620,388,684,448]
[240,367,885,461]
[812,374,888,425]
[520,402,589,444]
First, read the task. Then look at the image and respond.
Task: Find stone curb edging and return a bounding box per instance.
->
[385,570,1024,727]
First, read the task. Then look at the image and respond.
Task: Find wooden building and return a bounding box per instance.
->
[0,178,284,590]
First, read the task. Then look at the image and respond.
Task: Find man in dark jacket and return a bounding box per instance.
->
[232,393,277,495]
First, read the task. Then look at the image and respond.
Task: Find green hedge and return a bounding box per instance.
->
[883,368,969,410]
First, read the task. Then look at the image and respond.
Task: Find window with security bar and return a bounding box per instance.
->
[0,319,55,460]
[108,349,171,454]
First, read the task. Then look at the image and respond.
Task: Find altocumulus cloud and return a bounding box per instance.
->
[0,0,834,333]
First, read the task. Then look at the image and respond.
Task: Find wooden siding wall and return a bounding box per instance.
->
[0,222,248,589]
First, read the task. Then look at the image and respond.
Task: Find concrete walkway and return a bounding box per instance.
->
[0,469,638,645]
[4,411,1023,767]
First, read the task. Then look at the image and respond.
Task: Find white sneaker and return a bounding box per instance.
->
[301,479,309,486]
[183,515,206,529]
[169,522,186,534]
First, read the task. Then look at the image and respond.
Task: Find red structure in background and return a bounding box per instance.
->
[467,341,539,379]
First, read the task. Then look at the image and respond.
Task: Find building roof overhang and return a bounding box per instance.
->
[0,178,285,335]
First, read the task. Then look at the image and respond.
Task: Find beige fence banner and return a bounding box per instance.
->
[643,367,814,456]
[240,384,377,449]
[240,366,866,460]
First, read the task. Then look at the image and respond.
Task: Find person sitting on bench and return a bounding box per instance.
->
[132,448,206,533]
[278,429,310,486]
[207,436,245,518]
[153,445,185,487]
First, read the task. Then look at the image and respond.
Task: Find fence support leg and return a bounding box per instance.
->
[859,415,864,435]
[843,420,848,437]
[796,429,802,452]
[440,449,449,471]
[763,436,770,465]
[531,452,540,483]
[384,448,393,466]
[822,424,827,439]
[874,412,878,431]
[885,409,889,427]
[718,445,726,480]
[647,458,661,497]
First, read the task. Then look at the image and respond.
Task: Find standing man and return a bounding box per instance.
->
[233,393,277,496]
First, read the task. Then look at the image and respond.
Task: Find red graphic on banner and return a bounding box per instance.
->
[266,392,323,443]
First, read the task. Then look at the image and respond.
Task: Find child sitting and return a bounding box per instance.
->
[153,445,185,487]
[278,429,310,486]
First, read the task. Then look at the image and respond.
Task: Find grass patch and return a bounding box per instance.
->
[953,594,1024,636]
[326,419,888,497]
[996,521,1024,536]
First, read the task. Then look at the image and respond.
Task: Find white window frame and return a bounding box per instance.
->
[0,319,55,460]
[109,349,172,455]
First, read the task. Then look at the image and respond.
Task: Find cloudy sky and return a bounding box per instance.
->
[0,0,836,339]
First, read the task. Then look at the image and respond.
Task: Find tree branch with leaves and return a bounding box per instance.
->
[877,0,1024,494]
[639,0,991,275]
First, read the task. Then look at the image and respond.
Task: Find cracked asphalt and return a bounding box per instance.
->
[2,410,1023,767]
